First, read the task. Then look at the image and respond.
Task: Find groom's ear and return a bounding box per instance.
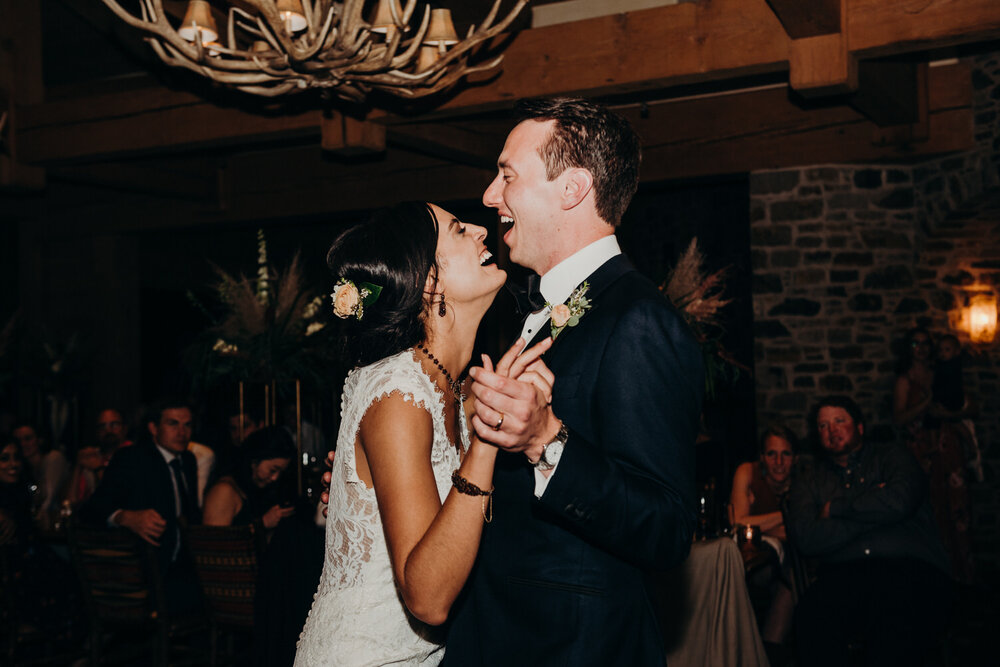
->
[560,168,593,211]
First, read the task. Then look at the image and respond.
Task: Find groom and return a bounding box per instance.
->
[443,98,704,665]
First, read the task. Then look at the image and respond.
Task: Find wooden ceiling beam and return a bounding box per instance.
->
[850,59,926,128]
[15,0,1000,165]
[0,0,45,189]
[633,62,971,181]
[321,112,387,156]
[787,0,857,97]
[14,62,972,234]
[48,158,218,201]
[766,0,841,39]
[386,122,504,170]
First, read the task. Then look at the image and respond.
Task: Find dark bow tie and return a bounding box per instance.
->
[506,274,546,315]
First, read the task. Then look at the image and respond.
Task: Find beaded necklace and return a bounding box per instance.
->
[416,344,466,403]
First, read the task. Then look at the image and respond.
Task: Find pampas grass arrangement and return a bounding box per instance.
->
[662,238,746,398]
[186,229,334,390]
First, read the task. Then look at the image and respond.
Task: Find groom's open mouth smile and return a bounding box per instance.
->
[500,214,514,243]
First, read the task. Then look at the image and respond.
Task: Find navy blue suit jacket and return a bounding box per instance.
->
[81,441,200,572]
[444,255,704,666]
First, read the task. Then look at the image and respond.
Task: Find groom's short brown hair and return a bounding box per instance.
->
[516,97,641,227]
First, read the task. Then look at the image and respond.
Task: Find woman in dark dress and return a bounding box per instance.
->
[202,425,297,530]
[893,327,976,583]
[729,423,797,659]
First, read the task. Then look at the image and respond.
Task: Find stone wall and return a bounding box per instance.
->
[749,54,1000,580]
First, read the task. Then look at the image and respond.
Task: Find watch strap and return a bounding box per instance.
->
[533,421,569,471]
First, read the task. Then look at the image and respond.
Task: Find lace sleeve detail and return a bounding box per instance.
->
[337,351,443,486]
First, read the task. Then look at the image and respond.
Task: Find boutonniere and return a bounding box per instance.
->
[549,282,591,340]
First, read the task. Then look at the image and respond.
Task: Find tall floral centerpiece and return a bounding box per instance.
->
[187,229,334,391]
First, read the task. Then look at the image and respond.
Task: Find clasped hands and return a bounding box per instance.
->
[468,337,562,464]
[320,338,561,512]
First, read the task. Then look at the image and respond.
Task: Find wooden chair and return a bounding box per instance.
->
[68,524,205,667]
[184,523,264,666]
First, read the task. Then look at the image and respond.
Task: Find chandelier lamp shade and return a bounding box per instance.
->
[98,0,528,100]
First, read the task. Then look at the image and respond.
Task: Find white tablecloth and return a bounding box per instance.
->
[651,537,770,667]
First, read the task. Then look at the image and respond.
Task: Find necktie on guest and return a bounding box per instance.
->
[168,457,195,522]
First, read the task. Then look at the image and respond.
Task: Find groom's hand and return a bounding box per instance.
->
[470,338,560,459]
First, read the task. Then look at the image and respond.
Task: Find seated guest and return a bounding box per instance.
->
[729,423,796,658]
[0,438,32,546]
[11,420,70,529]
[66,408,132,507]
[730,422,795,540]
[786,395,953,667]
[96,407,133,455]
[65,443,105,508]
[81,397,202,613]
[0,437,82,649]
[203,425,296,531]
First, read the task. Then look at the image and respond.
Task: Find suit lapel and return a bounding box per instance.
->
[543,254,634,350]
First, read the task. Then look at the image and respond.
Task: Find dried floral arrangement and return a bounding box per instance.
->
[186,229,335,390]
[661,238,747,398]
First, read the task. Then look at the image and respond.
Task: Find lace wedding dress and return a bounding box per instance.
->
[295,350,467,667]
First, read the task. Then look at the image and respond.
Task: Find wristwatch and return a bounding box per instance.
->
[534,421,569,471]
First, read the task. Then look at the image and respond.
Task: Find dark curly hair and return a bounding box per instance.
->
[327,201,440,367]
[515,97,641,226]
[231,425,296,512]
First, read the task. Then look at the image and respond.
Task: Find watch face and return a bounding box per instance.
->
[544,441,564,466]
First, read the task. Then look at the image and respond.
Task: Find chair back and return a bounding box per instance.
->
[184,524,262,628]
[68,524,165,626]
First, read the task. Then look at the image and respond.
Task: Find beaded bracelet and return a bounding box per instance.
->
[451,469,494,523]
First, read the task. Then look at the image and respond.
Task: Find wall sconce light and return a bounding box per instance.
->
[967,293,998,344]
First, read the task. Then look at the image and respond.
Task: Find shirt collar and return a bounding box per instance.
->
[155,443,181,463]
[538,236,621,307]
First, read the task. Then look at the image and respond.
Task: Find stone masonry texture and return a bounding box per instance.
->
[748,54,1000,581]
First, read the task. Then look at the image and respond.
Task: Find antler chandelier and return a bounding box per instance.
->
[99,0,528,100]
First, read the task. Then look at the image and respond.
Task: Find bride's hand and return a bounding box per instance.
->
[488,338,552,378]
[513,356,554,405]
[495,338,554,401]
[476,339,555,404]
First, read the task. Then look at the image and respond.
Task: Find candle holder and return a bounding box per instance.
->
[735,523,762,549]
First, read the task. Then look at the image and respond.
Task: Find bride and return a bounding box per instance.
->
[295,202,551,666]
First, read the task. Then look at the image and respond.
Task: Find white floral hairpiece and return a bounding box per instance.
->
[331,278,383,320]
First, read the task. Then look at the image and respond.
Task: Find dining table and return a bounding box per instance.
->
[650,536,770,666]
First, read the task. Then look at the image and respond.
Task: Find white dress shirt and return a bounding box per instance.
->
[516,235,622,496]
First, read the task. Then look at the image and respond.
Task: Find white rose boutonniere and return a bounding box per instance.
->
[549,282,591,340]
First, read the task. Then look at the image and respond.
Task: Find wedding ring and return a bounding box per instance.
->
[493,412,505,431]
